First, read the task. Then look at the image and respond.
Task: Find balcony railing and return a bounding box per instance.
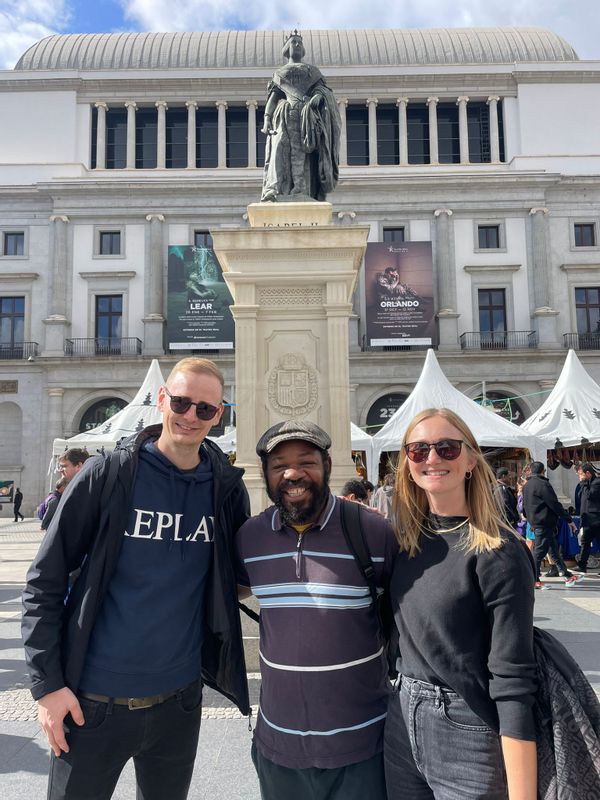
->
[460,331,538,351]
[0,341,39,360]
[64,337,143,357]
[563,332,600,350]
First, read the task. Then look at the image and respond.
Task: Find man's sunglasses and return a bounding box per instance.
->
[404,439,465,463]
[164,388,221,421]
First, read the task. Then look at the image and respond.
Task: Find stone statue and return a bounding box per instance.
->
[261,31,341,203]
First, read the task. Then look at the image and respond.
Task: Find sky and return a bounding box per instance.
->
[1,0,599,70]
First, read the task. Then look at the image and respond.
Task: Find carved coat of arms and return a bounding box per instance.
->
[268,353,318,416]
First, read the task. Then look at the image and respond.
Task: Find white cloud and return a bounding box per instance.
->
[121,0,600,60]
[0,1,70,70]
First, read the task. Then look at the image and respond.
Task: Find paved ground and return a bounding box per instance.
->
[1,517,599,798]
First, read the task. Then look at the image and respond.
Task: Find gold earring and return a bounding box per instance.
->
[408,473,415,482]
[465,471,472,480]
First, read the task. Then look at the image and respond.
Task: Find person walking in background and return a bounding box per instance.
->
[521,461,580,589]
[495,467,520,529]
[576,463,600,575]
[384,408,538,800]
[40,478,67,531]
[340,478,371,506]
[13,487,24,522]
[372,473,395,519]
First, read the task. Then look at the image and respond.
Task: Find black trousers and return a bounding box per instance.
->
[251,743,386,800]
[14,507,24,521]
[533,525,569,580]
[579,526,600,570]
[47,681,202,800]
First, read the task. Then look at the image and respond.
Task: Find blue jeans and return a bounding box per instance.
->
[384,676,508,800]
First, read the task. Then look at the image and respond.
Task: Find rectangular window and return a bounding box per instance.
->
[407,105,429,165]
[256,106,267,168]
[478,289,507,337]
[575,287,600,334]
[106,109,127,169]
[194,230,213,248]
[98,231,121,256]
[437,103,460,164]
[478,224,500,250]
[2,231,25,256]
[383,227,405,243]
[196,107,218,168]
[226,107,248,168]
[95,295,122,343]
[166,108,188,169]
[377,105,399,166]
[136,108,157,169]
[91,105,97,168]
[574,223,596,247]
[467,102,491,164]
[346,106,369,166]
[0,296,25,346]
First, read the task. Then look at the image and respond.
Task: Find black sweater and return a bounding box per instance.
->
[522,474,571,529]
[390,518,537,740]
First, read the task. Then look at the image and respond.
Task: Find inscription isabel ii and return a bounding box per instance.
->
[261,31,341,203]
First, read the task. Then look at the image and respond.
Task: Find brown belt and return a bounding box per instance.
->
[79,689,179,710]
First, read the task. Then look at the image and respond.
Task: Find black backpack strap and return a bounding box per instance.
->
[101,449,122,507]
[238,601,260,623]
[339,499,378,609]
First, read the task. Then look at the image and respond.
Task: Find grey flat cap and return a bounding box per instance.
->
[256,420,331,457]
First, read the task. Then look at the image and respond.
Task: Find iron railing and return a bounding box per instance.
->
[563,333,600,350]
[460,331,538,350]
[0,341,39,359]
[64,337,143,357]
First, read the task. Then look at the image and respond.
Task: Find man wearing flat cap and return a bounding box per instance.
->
[236,420,397,800]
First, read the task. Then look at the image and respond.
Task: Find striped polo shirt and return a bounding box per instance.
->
[236,494,398,770]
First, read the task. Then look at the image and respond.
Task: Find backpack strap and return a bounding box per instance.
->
[339,499,379,610]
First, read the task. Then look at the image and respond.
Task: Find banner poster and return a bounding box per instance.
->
[0,480,14,503]
[364,242,435,346]
[167,246,235,350]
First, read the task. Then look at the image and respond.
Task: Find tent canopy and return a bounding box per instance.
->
[521,349,600,447]
[52,359,165,455]
[371,349,546,472]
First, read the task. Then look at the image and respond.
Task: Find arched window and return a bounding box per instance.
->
[79,398,127,432]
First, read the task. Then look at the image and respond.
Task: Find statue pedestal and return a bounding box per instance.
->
[213,202,369,513]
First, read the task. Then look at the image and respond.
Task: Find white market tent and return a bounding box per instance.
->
[370,349,546,478]
[52,359,165,455]
[521,349,600,447]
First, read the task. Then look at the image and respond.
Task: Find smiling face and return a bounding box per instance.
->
[405,415,477,515]
[157,369,224,460]
[265,440,331,526]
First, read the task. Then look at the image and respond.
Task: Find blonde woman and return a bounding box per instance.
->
[384,408,537,800]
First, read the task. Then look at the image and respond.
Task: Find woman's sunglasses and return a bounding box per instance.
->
[404,439,465,463]
[164,388,221,421]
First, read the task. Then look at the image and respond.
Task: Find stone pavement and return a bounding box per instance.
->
[1,518,599,798]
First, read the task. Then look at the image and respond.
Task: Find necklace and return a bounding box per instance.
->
[423,517,470,535]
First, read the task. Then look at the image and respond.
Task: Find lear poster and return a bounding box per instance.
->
[365,242,435,346]
[167,246,235,350]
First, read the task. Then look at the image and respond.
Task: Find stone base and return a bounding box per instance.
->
[42,316,69,357]
[436,310,460,351]
[142,315,165,356]
[247,201,332,228]
[533,307,560,347]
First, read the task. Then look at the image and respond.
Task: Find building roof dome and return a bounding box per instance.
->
[15,27,578,71]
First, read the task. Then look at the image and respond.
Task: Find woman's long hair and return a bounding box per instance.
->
[391,408,512,556]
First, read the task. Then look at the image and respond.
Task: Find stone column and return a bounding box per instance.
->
[47,387,65,458]
[94,102,108,169]
[216,101,228,168]
[43,215,70,357]
[337,97,348,167]
[397,97,409,165]
[155,101,168,169]
[186,101,197,169]
[125,101,137,169]
[143,213,166,355]
[366,97,378,166]
[325,281,355,470]
[427,97,439,165]
[246,100,258,168]
[529,207,559,346]
[487,96,501,163]
[434,208,459,350]
[457,96,469,164]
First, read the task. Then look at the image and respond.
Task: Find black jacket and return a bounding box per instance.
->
[22,425,251,714]
[495,482,519,527]
[580,476,600,531]
[522,474,571,530]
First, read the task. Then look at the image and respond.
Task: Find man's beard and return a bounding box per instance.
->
[267,473,330,526]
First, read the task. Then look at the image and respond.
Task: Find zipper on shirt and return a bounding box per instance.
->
[295,532,304,580]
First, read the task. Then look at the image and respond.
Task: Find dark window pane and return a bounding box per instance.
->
[136,108,157,169]
[197,107,218,168]
[256,105,267,168]
[498,100,505,163]
[194,230,213,248]
[478,225,500,249]
[377,105,398,166]
[407,105,429,165]
[576,308,588,333]
[95,295,122,340]
[226,107,248,168]
[0,295,25,346]
[478,288,506,333]
[99,231,121,255]
[3,232,24,256]
[166,108,188,169]
[575,288,586,304]
[14,297,25,313]
[91,105,97,169]
[346,106,369,166]
[437,103,459,164]
[467,102,490,164]
[383,228,405,243]
[479,310,491,331]
[574,223,596,247]
[106,109,127,169]
[589,288,599,304]
[575,286,600,333]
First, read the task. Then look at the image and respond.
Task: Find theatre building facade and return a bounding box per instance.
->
[1,27,600,508]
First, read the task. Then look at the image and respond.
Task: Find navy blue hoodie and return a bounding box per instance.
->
[79,440,214,696]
